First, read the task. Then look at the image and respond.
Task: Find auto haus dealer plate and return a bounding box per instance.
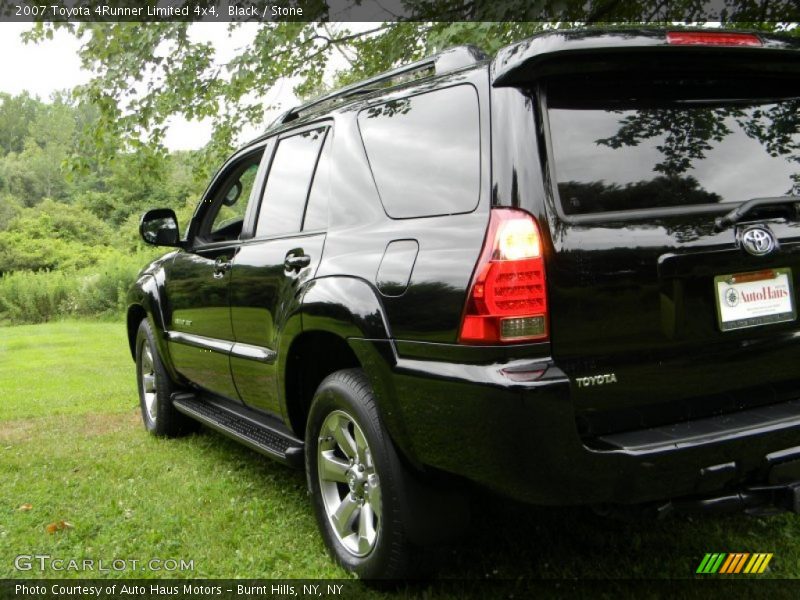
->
[715,268,796,331]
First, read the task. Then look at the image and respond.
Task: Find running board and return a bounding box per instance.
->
[171,393,304,468]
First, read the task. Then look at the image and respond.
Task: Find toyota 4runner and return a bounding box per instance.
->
[128,28,800,578]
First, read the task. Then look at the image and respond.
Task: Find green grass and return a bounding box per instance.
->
[1,321,800,591]
[0,321,344,580]
[0,321,134,420]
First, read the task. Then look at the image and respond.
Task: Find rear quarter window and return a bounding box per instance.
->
[358,84,481,219]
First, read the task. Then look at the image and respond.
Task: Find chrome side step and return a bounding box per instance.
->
[171,393,304,468]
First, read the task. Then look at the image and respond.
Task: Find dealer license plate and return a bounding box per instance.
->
[715,268,796,332]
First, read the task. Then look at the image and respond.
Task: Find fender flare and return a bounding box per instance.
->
[277,276,419,466]
[126,269,181,382]
[298,275,391,340]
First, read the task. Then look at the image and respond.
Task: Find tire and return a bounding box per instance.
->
[305,369,420,579]
[135,318,197,437]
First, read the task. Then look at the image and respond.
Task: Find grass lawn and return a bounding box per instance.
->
[1,320,800,591]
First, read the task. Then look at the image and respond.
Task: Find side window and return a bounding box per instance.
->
[200,150,264,243]
[358,85,480,219]
[256,128,326,238]
[210,163,259,236]
[303,130,332,231]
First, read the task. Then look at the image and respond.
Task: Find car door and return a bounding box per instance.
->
[164,145,268,401]
[229,124,331,414]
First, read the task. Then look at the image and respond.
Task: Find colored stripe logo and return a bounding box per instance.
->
[696,553,773,574]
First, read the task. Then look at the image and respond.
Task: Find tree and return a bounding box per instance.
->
[0,92,41,156]
[23,1,793,166]
[0,199,115,271]
[0,194,22,231]
[0,94,82,205]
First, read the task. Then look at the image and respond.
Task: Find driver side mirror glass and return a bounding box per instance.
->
[140,208,180,247]
[223,181,242,206]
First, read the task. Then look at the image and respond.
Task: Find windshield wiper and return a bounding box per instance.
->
[713,196,800,232]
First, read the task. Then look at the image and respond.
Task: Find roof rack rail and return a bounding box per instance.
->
[270,45,487,127]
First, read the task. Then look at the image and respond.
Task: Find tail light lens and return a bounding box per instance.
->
[666,32,762,47]
[459,208,548,344]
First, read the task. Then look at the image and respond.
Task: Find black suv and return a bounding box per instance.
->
[129,29,800,577]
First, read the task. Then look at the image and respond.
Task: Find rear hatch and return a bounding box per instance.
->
[529,32,800,437]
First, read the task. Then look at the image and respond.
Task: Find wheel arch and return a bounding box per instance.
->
[283,330,361,439]
[126,304,147,359]
[125,271,180,381]
[298,275,391,340]
[279,276,418,466]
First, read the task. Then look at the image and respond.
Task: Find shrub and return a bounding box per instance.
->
[0,269,73,324]
[72,254,149,316]
[0,250,160,324]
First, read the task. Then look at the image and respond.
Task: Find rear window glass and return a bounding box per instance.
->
[546,76,800,216]
[358,85,480,219]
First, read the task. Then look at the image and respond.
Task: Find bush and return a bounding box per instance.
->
[72,255,148,316]
[0,250,160,324]
[0,200,122,273]
[0,269,72,324]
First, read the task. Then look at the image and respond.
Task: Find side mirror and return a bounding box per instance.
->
[140,208,180,247]
[223,181,242,206]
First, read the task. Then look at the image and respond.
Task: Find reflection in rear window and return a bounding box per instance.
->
[546,77,800,216]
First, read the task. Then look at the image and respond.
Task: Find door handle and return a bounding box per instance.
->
[284,251,311,272]
[213,257,232,279]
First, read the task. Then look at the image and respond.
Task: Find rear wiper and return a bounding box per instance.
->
[713,196,800,232]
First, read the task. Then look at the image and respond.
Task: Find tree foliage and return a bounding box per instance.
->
[1,8,797,322]
[0,91,193,322]
[21,6,798,167]
[0,92,202,275]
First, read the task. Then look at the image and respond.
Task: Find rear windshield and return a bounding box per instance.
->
[546,75,800,216]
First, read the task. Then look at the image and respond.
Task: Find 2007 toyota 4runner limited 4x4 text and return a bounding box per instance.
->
[128,29,800,578]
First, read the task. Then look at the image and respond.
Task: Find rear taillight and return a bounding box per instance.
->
[666,31,762,47]
[459,208,548,344]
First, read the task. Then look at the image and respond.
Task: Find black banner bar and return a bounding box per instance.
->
[3,579,800,599]
[0,0,799,23]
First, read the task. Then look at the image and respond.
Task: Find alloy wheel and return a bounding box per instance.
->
[140,344,158,424]
[317,410,382,557]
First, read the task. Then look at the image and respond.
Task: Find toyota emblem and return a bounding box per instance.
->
[740,226,776,257]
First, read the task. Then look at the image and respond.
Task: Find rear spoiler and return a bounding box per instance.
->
[492,29,800,87]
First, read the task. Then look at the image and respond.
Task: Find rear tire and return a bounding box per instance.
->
[305,369,420,579]
[135,319,197,437]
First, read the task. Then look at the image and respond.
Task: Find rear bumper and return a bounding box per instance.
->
[350,339,800,507]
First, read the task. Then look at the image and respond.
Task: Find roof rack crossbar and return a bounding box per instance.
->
[272,45,487,127]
